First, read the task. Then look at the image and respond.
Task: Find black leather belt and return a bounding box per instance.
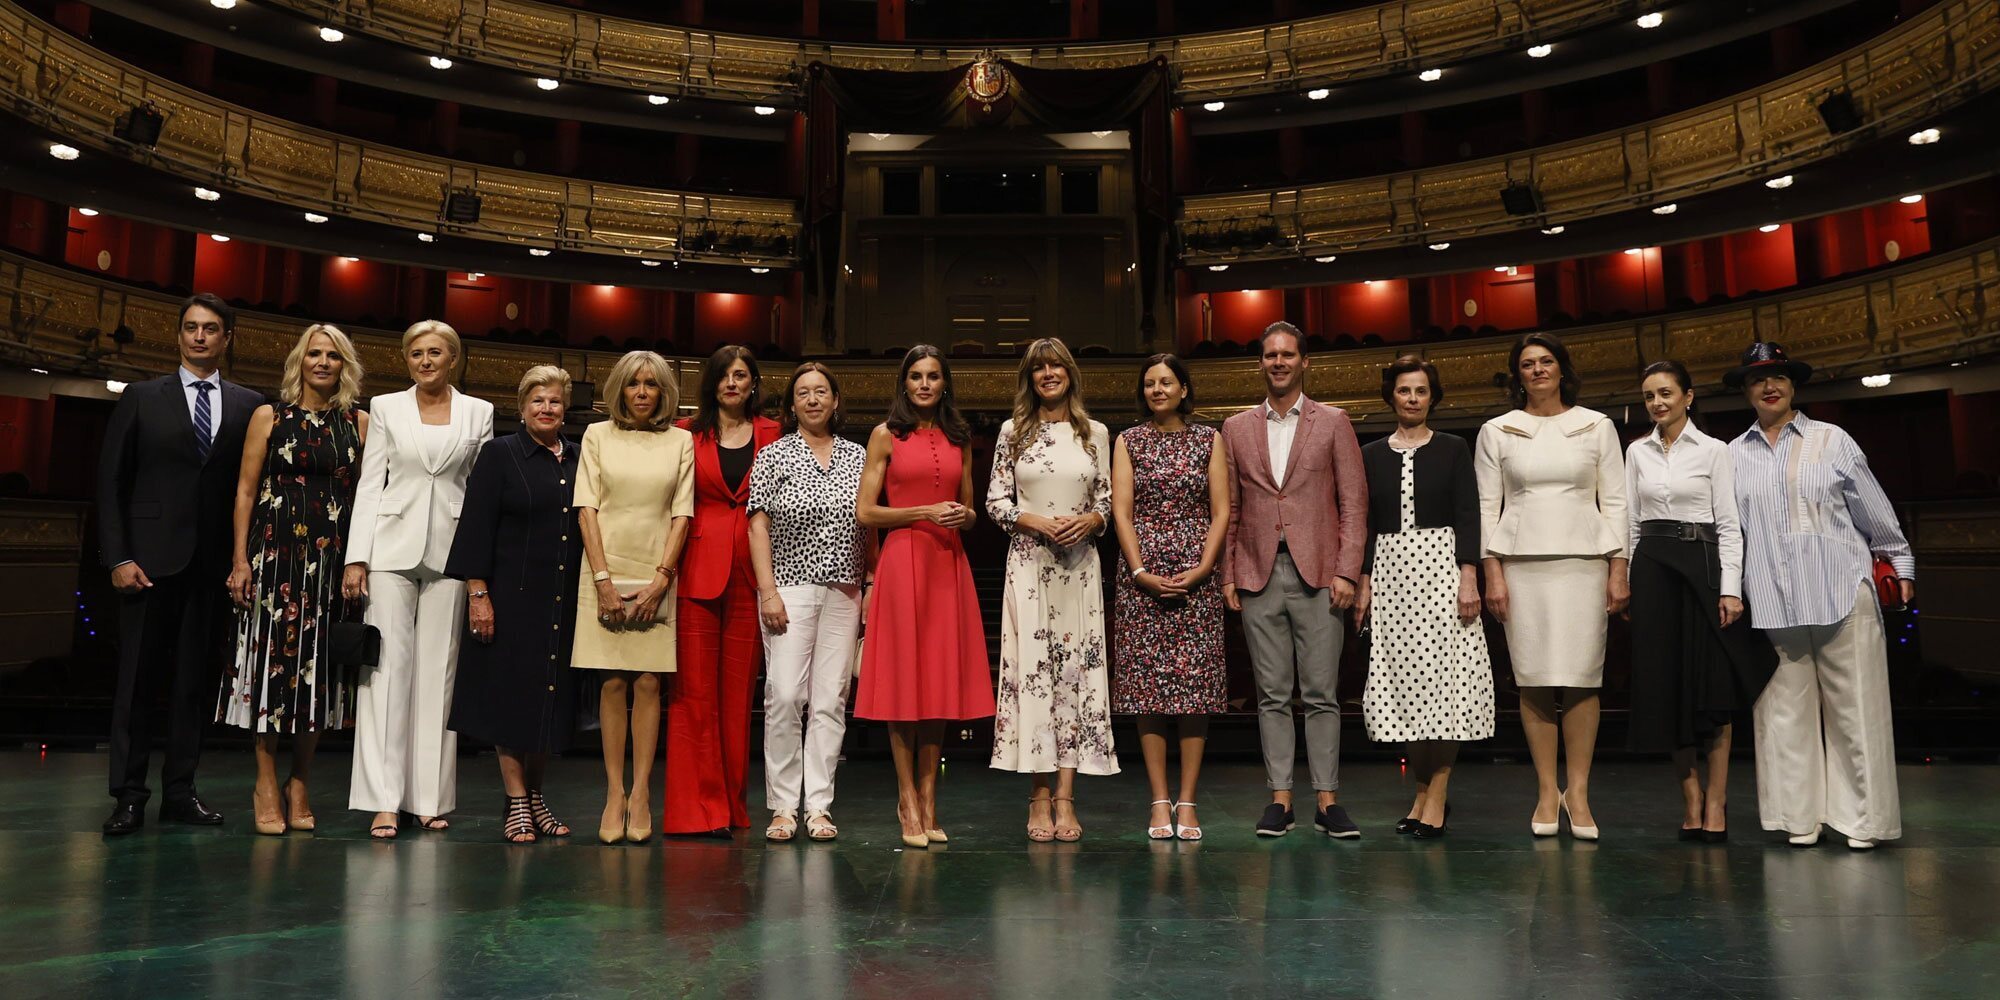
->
[1638,520,1718,544]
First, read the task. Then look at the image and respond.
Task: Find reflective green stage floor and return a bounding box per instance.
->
[2,750,1997,999]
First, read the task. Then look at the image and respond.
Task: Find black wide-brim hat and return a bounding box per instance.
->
[1723,341,1814,388]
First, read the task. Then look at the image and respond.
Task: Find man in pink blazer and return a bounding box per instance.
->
[1221,321,1368,838]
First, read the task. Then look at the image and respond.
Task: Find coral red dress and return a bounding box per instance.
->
[854,427,995,721]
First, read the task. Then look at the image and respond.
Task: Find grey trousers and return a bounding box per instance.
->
[1239,551,1344,792]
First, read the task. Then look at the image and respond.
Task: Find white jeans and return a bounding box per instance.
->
[1754,583,1901,842]
[349,567,463,816]
[762,584,860,815]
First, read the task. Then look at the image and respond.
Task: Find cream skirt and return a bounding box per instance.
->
[1502,556,1609,688]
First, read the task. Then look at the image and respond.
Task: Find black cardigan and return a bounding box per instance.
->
[1361,432,1481,573]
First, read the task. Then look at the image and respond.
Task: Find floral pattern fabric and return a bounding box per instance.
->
[986,419,1118,775]
[219,403,361,733]
[1112,423,1227,715]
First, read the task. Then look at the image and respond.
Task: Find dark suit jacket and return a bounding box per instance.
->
[674,415,782,601]
[96,372,264,578]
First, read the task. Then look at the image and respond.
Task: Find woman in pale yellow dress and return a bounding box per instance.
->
[575,351,695,844]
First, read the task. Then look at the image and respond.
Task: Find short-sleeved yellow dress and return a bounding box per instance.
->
[571,421,695,672]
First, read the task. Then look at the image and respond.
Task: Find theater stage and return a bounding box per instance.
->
[1,751,1994,999]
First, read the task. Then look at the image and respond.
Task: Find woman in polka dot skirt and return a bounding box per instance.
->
[1355,355,1493,838]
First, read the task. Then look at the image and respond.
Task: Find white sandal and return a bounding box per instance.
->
[1146,799,1174,840]
[764,811,798,842]
[805,811,838,841]
[1174,802,1203,841]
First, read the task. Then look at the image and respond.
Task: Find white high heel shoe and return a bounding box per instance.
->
[1560,791,1599,841]
[1146,800,1174,840]
[1531,797,1559,837]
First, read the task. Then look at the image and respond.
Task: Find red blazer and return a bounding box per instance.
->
[1220,397,1368,593]
[675,415,782,601]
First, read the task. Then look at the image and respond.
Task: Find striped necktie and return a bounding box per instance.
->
[192,381,214,461]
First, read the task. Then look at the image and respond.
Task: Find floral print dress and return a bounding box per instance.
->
[218,403,361,733]
[1111,423,1227,715]
[987,418,1118,775]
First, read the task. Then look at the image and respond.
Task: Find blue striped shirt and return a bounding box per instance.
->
[1729,413,1914,629]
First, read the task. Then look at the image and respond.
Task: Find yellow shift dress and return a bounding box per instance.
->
[571,421,695,672]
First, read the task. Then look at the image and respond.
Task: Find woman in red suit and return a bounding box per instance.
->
[667,345,782,834]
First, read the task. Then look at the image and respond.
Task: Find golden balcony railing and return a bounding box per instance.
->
[260,0,1642,104]
[6,235,1995,422]
[1180,0,2000,263]
[0,0,800,267]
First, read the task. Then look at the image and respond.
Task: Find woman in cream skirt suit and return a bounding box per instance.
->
[1475,333,1628,841]
[575,351,695,844]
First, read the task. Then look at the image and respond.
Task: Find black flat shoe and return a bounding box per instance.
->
[1678,826,1704,842]
[1412,821,1447,839]
[1314,804,1361,839]
[103,802,144,836]
[1396,817,1420,835]
[159,795,224,826]
[1255,803,1296,837]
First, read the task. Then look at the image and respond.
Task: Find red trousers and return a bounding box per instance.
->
[663,563,759,832]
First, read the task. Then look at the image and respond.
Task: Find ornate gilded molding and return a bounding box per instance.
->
[0,0,799,266]
[1181,0,2000,261]
[3,239,1995,420]
[260,0,1638,103]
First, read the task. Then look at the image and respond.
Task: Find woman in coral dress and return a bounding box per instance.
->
[854,344,994,849]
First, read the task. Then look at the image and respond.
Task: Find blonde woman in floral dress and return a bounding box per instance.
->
[987,338,1116,842]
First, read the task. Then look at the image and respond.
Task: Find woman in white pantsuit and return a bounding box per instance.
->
[1475,332,1628,841]
[747,363,872,842]
[1725,341,1912,850]
[343,320,494,839]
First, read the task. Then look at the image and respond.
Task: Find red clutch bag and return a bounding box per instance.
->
[1873,557,1906,610]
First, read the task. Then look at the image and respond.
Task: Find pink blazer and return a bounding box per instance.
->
[1221,397,1368,593]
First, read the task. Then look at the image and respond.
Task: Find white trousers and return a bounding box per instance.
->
[761,584,860,815]
[349,568,464,816]
[1754,583,1901,842]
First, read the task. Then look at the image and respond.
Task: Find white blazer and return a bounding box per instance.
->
[1474,405,1627,561]
[346,386,494,574]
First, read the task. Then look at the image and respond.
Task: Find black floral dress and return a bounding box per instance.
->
[218,403,361,733]
[1112,423,1227,715]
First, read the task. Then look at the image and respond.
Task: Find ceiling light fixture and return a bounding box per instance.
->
[106,379,128,393]
[341,256,360,263]
[1306,88,1330,101]
[1417,68,1443,82]
[1759,223,1781,233]
[528,248,552,256]
[1428,242,1450,250]
[48,143,79,160]
[641,259,662,267]
[1651,203,1678,215]
[210,0,236,8]
[209,234,231,242]
[753,105,777,115]
[304,212,328,223]
[429,56,454,70]
[1766,174,1794,190]
[1091,130,1113,137]
[1623,247,1643,255]
[77,207,99,217]
[194,186,221,201]
[1493,266,1511,273]
[466,272,484,280]
[1207,264,1229,271]
[1314,255,1337,263]
[868,132,891,140]
[750,266,771,274]
[319,26,345,43]
[418,232,436,243]
[1861,373,1893,388]
[1899,193,1924,204]
[1202,101,1226,112]
[1527,44,1553,58]
[1541,225,1565,235]
[1908,127,1940,145]
[648,94,671,105]
[1636,12,1664,29]
[536,78,560,91]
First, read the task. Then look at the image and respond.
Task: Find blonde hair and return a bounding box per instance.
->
[1008,337,1096,461]
[516,364,573,414]
[280,323,364,410]
[603,351,677,430]
[400,319,463,381]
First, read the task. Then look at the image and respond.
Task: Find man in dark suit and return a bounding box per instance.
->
[97,293,264,835]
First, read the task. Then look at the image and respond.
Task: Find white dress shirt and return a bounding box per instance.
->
[178,365,222,445]
[1624,422,1743,599]
[1263,395,1305,488]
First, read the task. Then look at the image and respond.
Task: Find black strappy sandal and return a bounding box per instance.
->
[502,796,537,844]
[528,791,570,838]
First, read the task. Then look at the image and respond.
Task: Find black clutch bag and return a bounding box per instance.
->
[328,621,381,668]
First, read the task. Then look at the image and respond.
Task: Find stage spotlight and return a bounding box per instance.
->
[1816,91,1862,134]
[444,192,482,223]
[115,103,166,147]
[1499,182,1544,216]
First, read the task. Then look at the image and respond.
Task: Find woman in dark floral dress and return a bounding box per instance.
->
[221,324,368,835]
[1111,354,1230,841]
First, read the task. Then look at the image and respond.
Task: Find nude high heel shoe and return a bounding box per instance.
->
[1561,791,1599,841]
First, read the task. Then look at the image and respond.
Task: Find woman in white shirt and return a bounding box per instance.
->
[342,320,494,839]
[1625,361,1772,843]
